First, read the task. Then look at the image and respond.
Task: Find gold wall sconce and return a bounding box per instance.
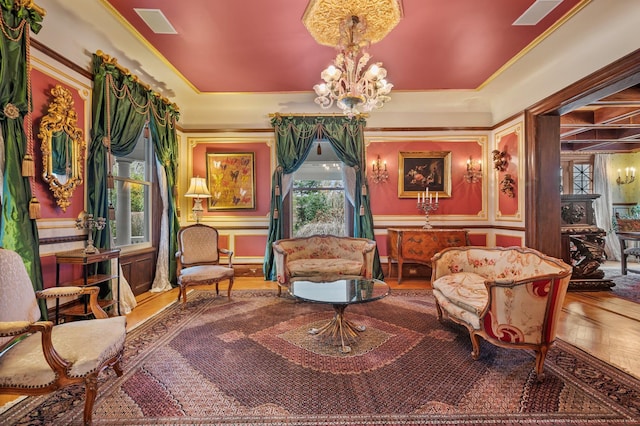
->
[491,150,509,172]
[370,154,389,183]
[500,173,516,198]
[464,156,482,183]
[616,167,636,185]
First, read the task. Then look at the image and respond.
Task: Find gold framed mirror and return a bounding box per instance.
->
[38,85,86,212]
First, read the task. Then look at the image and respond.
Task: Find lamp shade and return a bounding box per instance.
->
[185,177,211,198]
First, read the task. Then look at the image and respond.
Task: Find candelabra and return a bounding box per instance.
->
[76,212,106,254]
[370,155,389,183]
[417,190,439,229]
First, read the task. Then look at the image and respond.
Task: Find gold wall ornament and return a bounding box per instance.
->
[38,85,86,212]
[303,0,403,47]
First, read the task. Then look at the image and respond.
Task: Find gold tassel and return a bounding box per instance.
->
[275,185,280,196]
[108,203,115,220]
[22,154,35,177]
[273,208,279,219]
[107,172,114,189]
[361,184,367,196]
[29,197,41,219]
[359,205,365,216]
[172,185,178,198]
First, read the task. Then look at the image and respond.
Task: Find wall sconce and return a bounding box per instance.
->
[464,156,482,183]
[491,150,509,171]
[370,155,389,184]
[500,173,516,198]
[616,167,636,185]
[185,176,211,223]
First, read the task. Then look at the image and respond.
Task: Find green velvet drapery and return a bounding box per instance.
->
[88,53,181,283]
[263,115,383,281]
[0,1,45,310]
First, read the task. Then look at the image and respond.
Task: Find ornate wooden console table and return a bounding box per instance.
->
[387,228,469,283]
[560,194,613,291]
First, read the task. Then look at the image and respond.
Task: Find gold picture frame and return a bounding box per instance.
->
[398,151,452,198]
[206,152,256,210]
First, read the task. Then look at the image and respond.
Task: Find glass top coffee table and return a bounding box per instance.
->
[288,278,390,354]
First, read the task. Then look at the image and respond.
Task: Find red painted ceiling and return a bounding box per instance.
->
[104,0,583,93]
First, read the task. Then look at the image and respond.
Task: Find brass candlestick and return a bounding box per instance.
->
[417,194,439,229]
[76,213,106,254]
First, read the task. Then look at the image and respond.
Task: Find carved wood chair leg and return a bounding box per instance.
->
[534,346,549,382]
[434,300,444,321]
[83,375,99,426]
[227,278,234,298]
[113,355,124,377]
[180,286,188,305]
[470,332,481,360]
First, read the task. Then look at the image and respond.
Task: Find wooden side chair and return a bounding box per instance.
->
[176,224,235,305]
[615,218,640,275]
[0,247,126,425]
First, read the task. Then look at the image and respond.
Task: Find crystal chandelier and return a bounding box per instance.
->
[303,0,402,117]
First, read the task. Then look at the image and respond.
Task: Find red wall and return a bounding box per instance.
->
[191,142,271,218]
[367,140,483,216]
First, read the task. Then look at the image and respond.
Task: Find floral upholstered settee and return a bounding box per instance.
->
[431,246,572,379]
[272,235,376,295]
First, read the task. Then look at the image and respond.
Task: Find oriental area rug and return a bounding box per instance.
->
[3,290,640,425]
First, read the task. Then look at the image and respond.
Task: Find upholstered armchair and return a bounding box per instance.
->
[430,246,572,379]
[0,247,126,425]
[176,224,234,305]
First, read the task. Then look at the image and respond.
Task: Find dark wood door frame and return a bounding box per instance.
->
[524,49,640,257]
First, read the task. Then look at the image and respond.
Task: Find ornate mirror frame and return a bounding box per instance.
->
[38,85,86,212]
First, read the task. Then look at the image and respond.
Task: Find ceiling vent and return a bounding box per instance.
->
[513,0,563,26]
[134,8,177,34]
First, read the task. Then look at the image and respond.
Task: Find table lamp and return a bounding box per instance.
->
[185,176,211,223]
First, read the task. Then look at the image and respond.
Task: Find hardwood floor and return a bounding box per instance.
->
[2,267,639,411]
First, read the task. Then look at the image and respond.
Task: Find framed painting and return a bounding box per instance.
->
[206,152,256,210]
[398,151,452,198]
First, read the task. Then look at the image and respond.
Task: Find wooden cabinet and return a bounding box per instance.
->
[387,228,469,283]
[120,247,157,295]
[55,248,121,322]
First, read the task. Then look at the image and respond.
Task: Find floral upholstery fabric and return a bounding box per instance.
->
[431,247,572,346]
[288,259,364,278]
[272,235,376,285]
[617,218,640,232]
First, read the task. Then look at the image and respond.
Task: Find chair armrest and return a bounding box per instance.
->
[272,243,290,284]
[361,240,377,279]
[0,320,70,374]
[36,286,109,319]
[219,248,234,268]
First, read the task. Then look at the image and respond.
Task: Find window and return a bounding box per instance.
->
[109,132,154,248]
[560,154,593,194]
[285,141,353,237]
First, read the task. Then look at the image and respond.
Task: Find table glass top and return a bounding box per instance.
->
[289,279,390,305]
